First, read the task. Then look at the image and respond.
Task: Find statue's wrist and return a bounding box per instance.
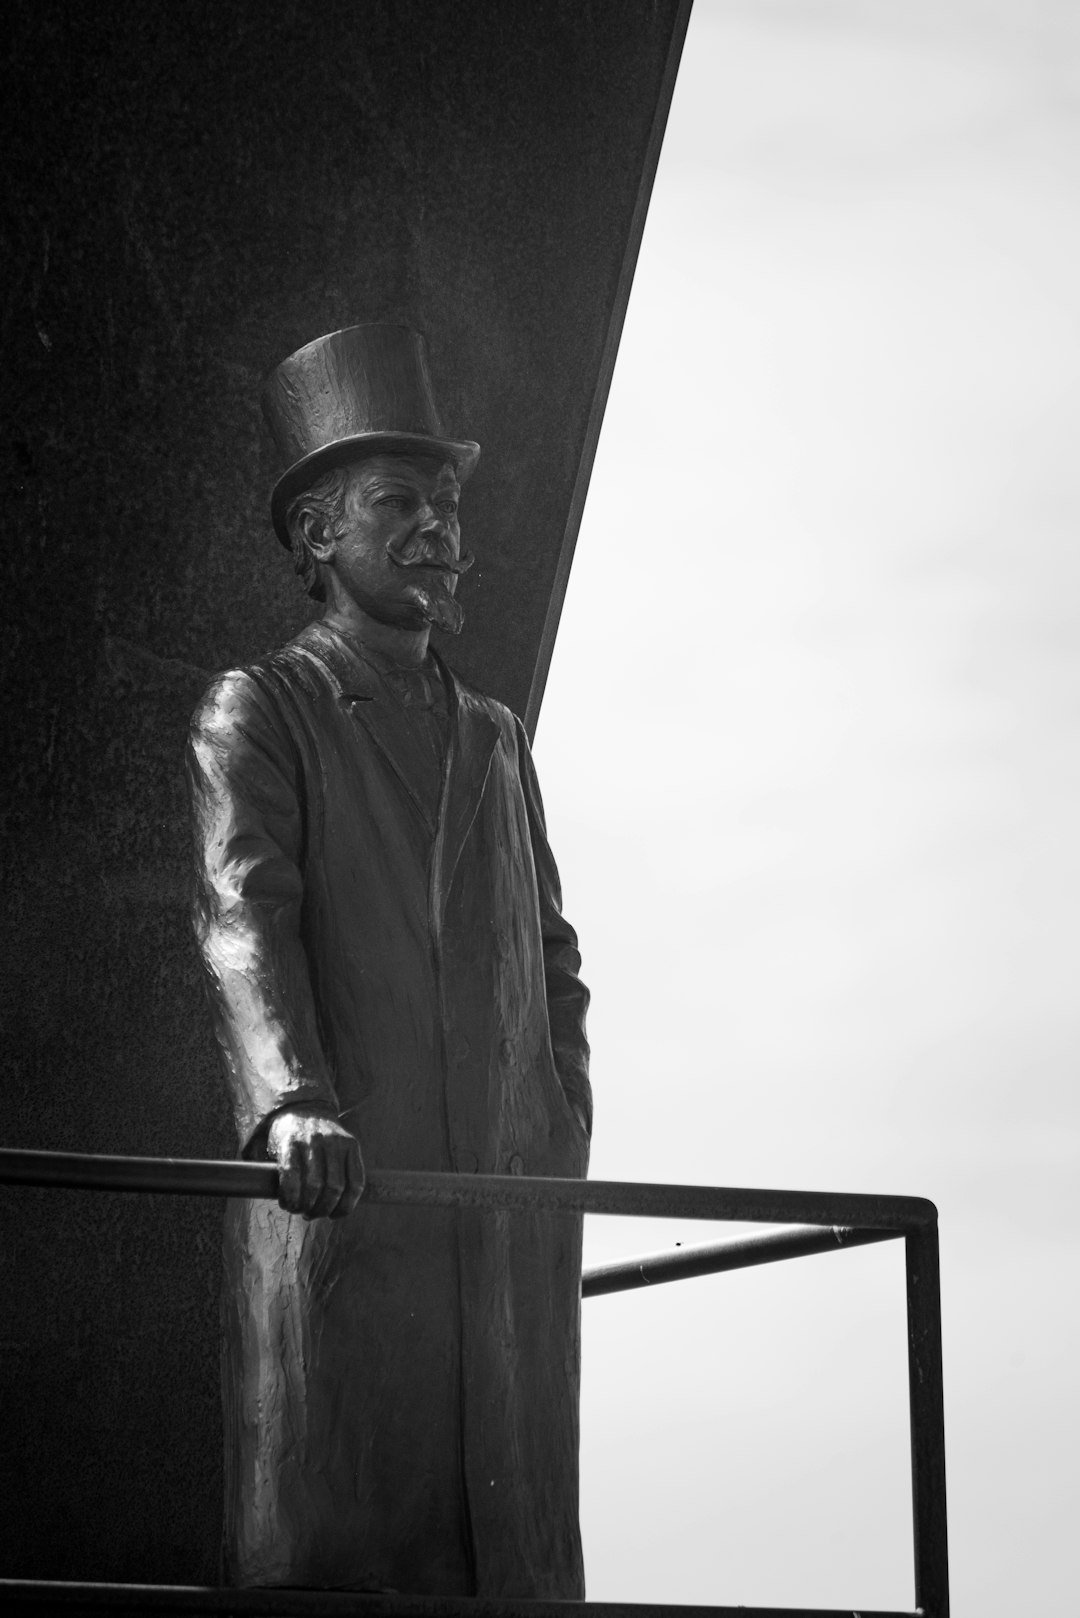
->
[264,1102,338,1152]
[268,1102,336,1131]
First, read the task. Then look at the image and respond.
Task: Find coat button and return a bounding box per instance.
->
[449,1034,471,1063]
[454,1148,479,1173]
[499,1038,517,1066]
[508,1154,525,1176]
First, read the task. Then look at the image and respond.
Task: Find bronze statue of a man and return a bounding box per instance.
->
[185,325,591,1598]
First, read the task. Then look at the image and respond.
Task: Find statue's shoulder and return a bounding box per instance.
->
[190,628,335,742]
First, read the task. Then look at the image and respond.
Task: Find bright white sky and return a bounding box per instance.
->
[534,2,1080,1610]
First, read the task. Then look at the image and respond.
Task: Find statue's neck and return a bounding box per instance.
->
[321,604,431,670]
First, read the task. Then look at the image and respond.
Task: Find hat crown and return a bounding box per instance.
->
[262,324,446,470]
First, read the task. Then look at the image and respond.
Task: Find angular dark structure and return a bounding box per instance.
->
[0,0,691,1585]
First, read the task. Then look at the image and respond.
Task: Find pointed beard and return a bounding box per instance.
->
[400,575,466,635]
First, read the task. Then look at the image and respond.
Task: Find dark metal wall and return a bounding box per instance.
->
[0,0,689,1583]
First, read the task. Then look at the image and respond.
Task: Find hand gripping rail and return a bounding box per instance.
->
[0,1147,948,1618]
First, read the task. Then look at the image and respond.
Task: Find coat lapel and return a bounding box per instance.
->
[430,659,500,923]
[293,622,439,834]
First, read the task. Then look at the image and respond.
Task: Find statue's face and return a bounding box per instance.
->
[329,453,468,633]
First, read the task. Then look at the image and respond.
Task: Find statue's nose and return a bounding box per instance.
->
[417,507,454,551]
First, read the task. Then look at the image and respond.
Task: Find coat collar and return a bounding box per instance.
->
[291,620,437,830]
[290,622,501,879]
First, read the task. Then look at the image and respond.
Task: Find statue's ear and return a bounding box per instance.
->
[290,504,335,565]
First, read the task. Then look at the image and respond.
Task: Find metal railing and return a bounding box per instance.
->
[0,1147,948,1618]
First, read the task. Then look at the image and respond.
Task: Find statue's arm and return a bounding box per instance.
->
[514,717,592,1138]
[186,670,344,1158]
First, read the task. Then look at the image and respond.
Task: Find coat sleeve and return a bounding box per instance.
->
[186,668,340,1156]
[514,718,592,1136]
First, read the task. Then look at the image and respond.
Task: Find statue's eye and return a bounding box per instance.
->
[438,500,458,517]
[378,495,410,510]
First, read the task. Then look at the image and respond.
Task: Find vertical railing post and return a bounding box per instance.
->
[906,1222,949,1616]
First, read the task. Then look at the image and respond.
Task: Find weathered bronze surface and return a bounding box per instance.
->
[0,0,689,1582]
[186,329,591,1597]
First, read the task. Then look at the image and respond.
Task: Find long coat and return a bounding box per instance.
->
[186,620,591,1598]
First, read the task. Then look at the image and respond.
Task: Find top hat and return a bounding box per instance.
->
[262,324,481,546]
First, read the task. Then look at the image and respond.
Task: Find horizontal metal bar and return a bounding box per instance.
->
[0,1148,936,1230]
[0,1579,923,1617]
[582,1223,900,1297]
[0,1147,280,1200]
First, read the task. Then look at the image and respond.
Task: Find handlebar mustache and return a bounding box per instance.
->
[386,536,475,576]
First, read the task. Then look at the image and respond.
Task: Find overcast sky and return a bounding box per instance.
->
[534,2,1080,1609]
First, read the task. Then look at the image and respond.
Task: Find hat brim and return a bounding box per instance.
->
[270,432,481,547]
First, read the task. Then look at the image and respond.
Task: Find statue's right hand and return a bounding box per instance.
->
[266,1106,365,1220]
